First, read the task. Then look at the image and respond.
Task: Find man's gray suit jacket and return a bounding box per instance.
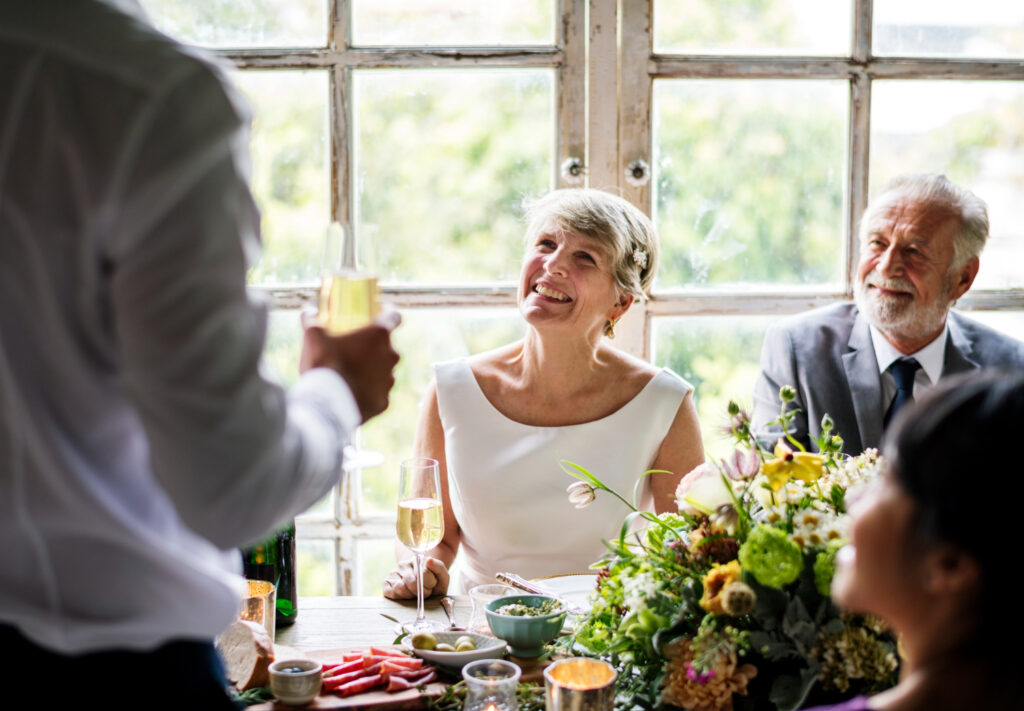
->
[752,302,1024,455]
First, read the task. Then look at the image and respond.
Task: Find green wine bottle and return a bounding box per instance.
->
[241,520,298,627]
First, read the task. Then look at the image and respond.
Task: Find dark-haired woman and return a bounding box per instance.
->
[807,371,1024,710]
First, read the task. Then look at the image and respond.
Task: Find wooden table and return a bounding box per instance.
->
[276,596,468,650]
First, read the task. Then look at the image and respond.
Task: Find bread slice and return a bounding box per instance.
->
[216,619,275,690]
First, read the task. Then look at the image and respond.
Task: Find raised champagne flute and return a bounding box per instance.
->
[318,221,380,335]
[396,457,446,633]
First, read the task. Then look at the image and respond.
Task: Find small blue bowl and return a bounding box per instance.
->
[485,595,567,657]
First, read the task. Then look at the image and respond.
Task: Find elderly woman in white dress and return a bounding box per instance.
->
[383,189,705,598]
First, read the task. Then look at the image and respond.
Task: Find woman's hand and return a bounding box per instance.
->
[382,557,451,600]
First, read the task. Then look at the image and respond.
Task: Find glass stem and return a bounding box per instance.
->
[414,551,426,622]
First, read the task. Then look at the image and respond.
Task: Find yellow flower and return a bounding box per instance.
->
[699,560,742,615]
[761,440,826,492]
[661,640,758,711]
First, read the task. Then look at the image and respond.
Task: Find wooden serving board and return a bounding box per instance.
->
[249,646,451,711]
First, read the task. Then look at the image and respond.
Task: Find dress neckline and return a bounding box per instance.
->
[459,360,671,429]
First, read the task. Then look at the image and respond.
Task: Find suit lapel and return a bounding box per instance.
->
[944,311,981,375]
[842,311,884,451]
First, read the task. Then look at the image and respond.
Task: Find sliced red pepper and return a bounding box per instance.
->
[380,658,424,674]
[334,674,385,697]
[323,659,365,678]
[369,646,411,658]
[386,676,415,692]
[408,669,437,686]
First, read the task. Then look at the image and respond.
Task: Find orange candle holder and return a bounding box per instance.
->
[544,658,617,711]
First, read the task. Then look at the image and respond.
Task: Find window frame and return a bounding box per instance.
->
[214,0,1024,593]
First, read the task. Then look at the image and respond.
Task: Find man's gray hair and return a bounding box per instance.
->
[861,173,989,271]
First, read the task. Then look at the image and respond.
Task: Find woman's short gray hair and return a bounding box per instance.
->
[522,188,659,300]
[862,173,989,272]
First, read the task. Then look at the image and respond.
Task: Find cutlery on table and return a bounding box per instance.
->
[440,596,466,631]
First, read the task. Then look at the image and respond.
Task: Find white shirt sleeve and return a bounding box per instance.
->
[105,58,354,548]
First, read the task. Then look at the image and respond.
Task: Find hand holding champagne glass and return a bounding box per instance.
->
[397,457,446,633]
[319,221,380,335]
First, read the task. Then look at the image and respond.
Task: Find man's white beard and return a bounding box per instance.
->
[854,272,953,343]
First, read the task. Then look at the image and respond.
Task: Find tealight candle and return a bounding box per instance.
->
[544,658,616,711]
[462,659,521,711]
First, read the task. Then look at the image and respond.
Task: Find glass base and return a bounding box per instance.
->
[400,618,447,634]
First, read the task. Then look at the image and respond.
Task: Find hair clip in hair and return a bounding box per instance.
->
[632,248,648,270]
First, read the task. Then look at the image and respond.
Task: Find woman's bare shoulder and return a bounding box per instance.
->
[598,344,661,382]
[465,342,524,377]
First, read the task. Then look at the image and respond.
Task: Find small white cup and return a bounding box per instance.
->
[269,659,323,706]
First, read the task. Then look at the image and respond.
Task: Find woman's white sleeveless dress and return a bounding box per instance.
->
[434,359,693,593]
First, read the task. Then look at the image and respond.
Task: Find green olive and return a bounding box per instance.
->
[434,643,457,652]
[410,631,437,650]
[455,640,476,652]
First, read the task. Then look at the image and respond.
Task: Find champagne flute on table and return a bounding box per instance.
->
[396,457,446,633]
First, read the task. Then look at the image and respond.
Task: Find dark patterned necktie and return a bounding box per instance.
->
[883,358,920,428]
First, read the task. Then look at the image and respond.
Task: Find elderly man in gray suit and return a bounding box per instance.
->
[753,173,1024,455]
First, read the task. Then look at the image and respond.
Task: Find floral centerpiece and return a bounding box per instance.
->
[556,388,898,711]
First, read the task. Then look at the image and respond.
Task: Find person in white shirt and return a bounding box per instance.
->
[0,1,398,706]
[752,173,1024,455]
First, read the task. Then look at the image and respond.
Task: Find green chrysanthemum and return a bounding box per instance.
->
[737,525,802,588]
[813,539,847,596]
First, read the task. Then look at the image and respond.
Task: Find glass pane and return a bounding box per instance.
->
[297,538,335,597]
[651,316,774,461]
[654,0,851,55]
[356,539,395,596]
[653,79,847,289]
[352,0,555,46]
[231,70,329,285]
[966,310,1024,343]
[874,2,1024,59]
[870,81,1024,290]
[354,69,554,284]
[264,311,303,386]
[359,308,525,516]
[141,0,326,48]
[266,311,337,521]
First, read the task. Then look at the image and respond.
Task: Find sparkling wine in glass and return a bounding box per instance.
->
[397,457,445,633]
[318,222,380,335]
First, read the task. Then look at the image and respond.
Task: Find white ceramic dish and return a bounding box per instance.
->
[269,658,323,706]
[402,630,506,669]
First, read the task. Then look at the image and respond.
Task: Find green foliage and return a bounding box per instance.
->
[656,0,795,52]
[142,0,325,47]
[354,69,553,284]
[654,79,846,288]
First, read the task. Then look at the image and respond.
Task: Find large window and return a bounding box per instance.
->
[143,0,1024,595]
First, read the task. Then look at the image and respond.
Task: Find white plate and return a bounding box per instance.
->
[531,573,598,625]
[401,631,506,669]
[532,573,597,610]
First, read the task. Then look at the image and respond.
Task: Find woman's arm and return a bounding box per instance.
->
[382,380,462,599]
[649,390,705,514]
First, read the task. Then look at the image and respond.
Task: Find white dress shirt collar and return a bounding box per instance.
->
[869,323,948,385]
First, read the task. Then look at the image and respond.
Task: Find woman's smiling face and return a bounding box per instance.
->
[518,218,627,337]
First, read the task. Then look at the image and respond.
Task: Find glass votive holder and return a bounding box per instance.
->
[240,580,276,639]
[469,584,514,636]
[462,659,521,711]
[544,658,617,711]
